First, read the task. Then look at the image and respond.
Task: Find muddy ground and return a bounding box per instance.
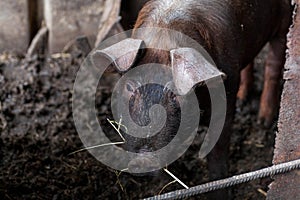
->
[0,46,277,199]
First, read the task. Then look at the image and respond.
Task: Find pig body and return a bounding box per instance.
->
[130,0,291,197]
[133,0,290,71]
[95,0,292,198]
[131,0,292,126]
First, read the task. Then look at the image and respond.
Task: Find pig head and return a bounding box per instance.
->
[92,35,225,172]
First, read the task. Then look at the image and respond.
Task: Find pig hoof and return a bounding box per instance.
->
[257,115,274,128]
[258,104,278,128]
[236,98,246,109]
[237,88,248,102]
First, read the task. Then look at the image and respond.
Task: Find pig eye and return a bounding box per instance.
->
[163,81,176,94]
[125,80,141,93]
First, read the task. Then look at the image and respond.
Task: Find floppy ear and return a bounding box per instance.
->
[92,38,145,72]
[170,47,226,95]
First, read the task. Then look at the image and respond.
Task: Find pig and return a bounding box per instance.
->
[94,0,292,198]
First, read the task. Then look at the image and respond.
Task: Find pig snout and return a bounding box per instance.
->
[127,82,179,126]
[124,81,181,144]
[119,81,181,173]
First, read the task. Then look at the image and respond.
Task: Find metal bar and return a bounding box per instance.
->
[143,159,300,200]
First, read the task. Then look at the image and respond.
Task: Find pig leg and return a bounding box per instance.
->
[237,62,254,101]
[258,38,286,127]
[207,75,240,199]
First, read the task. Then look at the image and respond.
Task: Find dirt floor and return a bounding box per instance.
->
[0,46,277,199]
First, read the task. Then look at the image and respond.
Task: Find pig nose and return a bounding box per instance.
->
[128,155,160,174]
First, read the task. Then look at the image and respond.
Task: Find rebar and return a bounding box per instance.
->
[143,158,300,200]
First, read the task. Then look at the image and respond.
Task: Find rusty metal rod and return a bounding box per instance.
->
[143,158,300,200]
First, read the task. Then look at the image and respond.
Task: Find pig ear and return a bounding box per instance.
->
[92,38,145,72]
[170,47,226,95]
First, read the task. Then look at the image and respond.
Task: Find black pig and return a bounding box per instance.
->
[93,0,292,198]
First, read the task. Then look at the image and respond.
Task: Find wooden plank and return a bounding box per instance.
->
[267,1,300,199]
[44,0,121,54]
[0,0,29,53]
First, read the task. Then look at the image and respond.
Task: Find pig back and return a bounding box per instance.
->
[133,0,292,71]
